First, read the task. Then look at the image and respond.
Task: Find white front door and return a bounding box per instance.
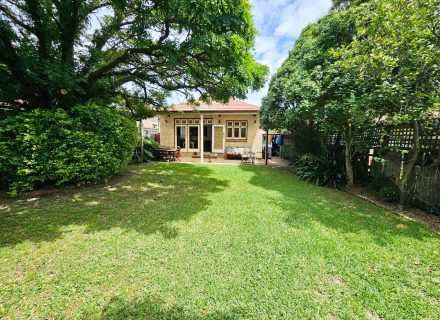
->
[212,125,225,153]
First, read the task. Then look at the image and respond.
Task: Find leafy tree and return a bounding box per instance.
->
[0,0,268,112]
[262,0,439,204]
[335,0,440,206]
[261,2,372,185]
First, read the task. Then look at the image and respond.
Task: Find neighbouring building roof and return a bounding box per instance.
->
[141,116,160,129]
[164,99,260,113]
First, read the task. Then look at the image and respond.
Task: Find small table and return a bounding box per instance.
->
[154,148,178,162]
[241,153,255,164]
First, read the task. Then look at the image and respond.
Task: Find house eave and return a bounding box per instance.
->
[157,110,259,115]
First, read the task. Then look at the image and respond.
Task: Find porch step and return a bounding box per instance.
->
[191,153,219,159]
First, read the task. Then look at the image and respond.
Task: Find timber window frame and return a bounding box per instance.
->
[226,120,248,140]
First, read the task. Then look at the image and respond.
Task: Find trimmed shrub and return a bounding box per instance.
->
[0,104,138,195]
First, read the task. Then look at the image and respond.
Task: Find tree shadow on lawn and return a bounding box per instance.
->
[0,163,229,247]
[239,165,434,246]
[100,296,243,320]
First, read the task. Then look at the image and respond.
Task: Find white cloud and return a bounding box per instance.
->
[245,0,332,106]
[274,0,331,39]
[254,36,278,55]
[251,0,291,30]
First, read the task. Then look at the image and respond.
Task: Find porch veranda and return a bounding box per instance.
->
[178,154,290,168]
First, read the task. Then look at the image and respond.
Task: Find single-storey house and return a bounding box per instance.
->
[158,99,264,159]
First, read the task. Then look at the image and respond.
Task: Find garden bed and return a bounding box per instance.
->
[345,185,440,233]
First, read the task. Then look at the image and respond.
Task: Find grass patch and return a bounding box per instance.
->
[0,163,439,319]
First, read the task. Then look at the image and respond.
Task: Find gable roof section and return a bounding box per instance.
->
[165,99,260,113]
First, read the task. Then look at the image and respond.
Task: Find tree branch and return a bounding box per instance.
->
[158,21,170,43]
[0,4,33,33]
[85,2,111,16]
[87,46,161,83]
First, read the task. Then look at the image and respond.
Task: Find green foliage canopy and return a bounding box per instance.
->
[0,0,268,111]
[260,1,369,134]
[262,0,439,131]
[334,0,440,124]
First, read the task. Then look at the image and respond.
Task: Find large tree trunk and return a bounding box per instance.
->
[397,120,421,210]
[59,0,78,69]
[345,123,354,187]
[345,143,354,187]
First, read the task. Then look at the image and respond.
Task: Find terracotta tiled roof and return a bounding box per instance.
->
[165,99,260,113]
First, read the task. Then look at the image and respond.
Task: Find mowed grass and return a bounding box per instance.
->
[0,163,439,320]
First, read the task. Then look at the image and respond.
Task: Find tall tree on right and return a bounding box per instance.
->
[261,0,373,186]
[336,0,440,207]
[262,0,439,201]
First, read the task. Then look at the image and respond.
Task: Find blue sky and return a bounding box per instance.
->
[245,0,332,105]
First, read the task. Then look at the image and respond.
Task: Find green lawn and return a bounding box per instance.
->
[0,163,439,319]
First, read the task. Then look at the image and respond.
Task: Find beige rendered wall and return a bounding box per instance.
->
[158,113,263,158]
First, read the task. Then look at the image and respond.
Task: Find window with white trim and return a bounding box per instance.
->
[227,121,247,139]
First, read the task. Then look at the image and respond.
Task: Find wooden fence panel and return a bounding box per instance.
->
[342,120,440,214]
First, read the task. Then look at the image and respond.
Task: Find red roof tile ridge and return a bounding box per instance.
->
[168,99,259,112]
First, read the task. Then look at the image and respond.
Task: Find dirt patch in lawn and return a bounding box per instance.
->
[365,310,382,320]
[327,277,345,286]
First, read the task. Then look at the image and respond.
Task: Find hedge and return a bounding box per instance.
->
[0,104,138,195]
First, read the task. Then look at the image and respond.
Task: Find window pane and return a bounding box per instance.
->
[234,121,240,127]
[175,119,181,124]
[187,119,193,124]
[241,121,247,127]
[227,127,233,138]
[241,127,247,138]
[189,126,199,149]
[176,126,186,148]
[227,121,233,127]
[181,119,187,124]
[234,128,240,138]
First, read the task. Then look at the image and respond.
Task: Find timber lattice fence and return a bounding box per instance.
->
[336,120,440,214]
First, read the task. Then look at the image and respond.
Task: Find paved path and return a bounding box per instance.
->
[179,156,290,169]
